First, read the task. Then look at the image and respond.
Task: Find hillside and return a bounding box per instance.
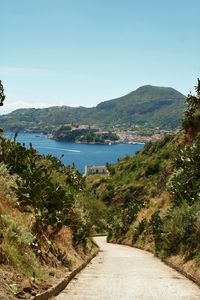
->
[87,80,200,283]
[0,85,185,133]
[96,85,185,129]
[0,132,105,299]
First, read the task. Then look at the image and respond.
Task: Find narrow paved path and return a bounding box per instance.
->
[56,236,200,300]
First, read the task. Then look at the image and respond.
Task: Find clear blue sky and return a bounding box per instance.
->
[1,0,200,114]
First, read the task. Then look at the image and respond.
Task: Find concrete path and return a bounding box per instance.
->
[56,236,200,300]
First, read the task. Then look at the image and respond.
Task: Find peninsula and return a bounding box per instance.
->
[49,124,119,144]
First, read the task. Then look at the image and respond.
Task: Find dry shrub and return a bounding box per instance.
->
[136,192,171,223]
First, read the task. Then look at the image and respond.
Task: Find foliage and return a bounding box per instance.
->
[159,204,200,258]
[168,135,200,206]
[144,162,160,176]
[107,195,146,241]
[0,133,90,243]
[76,191,107,233]
[183,79,200,133]
[91,131,174,243]
[101,80,200,265]
[53,126,119,143]
[132,219,148,243]
[0,162,18,201]
[1,214,34,247]
[100,185,115,202]
[0,80,5,106]
[149,211,163,253]
[75,131,118,144]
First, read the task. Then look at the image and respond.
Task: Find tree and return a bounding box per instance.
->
[0,80,5,106]
[183,79,200,133]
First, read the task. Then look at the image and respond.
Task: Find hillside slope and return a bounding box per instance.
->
[0,85,185,132]
[89,80,200,283]
[0,133,101,299]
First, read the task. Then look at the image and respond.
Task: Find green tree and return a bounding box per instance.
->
[183,79,200,133]
[0,80,5,106]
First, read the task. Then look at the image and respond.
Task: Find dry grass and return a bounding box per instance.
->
[0,185,92,298]
[137,191,171,223]
[122,192,171,251]
[55,226,86,269]
[166,255,200,286]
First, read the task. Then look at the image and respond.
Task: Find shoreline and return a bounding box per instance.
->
[5,131,145,174]
[6,131,146,145]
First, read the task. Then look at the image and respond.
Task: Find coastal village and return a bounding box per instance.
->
[115,130,164,144]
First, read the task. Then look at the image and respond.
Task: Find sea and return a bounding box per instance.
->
[5,132,144,173]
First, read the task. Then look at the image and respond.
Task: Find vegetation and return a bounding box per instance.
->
[0,85,185,133]
[0,131,98,297]
[0,88,107,298]
[53,125,118,144]
[92,134,175,242]
[0,79,197,297]
[91,80,200,271]
[0,80,5,106]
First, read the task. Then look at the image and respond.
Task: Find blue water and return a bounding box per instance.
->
[5,132,144,173]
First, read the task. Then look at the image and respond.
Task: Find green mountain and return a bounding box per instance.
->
[0,85,186,132]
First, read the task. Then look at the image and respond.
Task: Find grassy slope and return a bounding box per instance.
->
[0,85,185,131]
[0,138,99,299]
[90,124,200,281]
[0,165,96,299]
[97,85,185,128]
[91,135,175,240]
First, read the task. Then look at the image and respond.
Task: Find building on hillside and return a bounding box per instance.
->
[84,165,109,176]
[94,131,110,135]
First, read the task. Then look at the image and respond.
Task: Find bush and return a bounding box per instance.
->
[145,162,160,176]
[149,211,163,253]
[160,204,200,258]
[132,219,148,243]
[0,163,18,202]
[168,135,200,206]
[0,134,86,240]
[183,79,200,134]
[1,214,34,246]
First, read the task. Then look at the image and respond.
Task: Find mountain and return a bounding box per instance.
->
[0,85,186,132]
[95,85,186,129]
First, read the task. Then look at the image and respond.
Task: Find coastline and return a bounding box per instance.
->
[6,128,167,145]
[5,131,145,174]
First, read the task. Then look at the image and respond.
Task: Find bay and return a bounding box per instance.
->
[5,132,144,173]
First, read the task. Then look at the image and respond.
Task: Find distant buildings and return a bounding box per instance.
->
[116,131,164,144]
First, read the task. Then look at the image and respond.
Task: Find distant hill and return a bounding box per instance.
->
[0,85,186,132]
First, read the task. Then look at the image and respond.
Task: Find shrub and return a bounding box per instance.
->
[149,211,163,253]
[0,163,18,202]
[160,204,200,258]
[145,162,160,176]
[168,135,200,206]
[101,185,114,202]
[1,214,34,246]
[183,79,200,134]
[132,219,148,243]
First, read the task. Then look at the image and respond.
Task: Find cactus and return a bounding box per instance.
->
[0,134,84,236]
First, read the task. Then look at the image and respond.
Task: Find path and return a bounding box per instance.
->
[56,236,200,300]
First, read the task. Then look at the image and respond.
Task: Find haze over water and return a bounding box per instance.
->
[6,132,144,173]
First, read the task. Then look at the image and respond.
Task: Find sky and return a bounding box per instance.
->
[1,0,200,114]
